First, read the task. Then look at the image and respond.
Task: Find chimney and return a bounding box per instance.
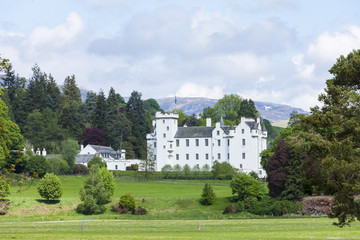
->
[206,118,211,127]
[81,144,84,151]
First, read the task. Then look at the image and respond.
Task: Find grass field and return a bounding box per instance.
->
[2,176,233,222]
[1,218,359,239]
[2,176,360,239]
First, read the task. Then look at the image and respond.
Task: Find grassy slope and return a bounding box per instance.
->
[3,176,232,221]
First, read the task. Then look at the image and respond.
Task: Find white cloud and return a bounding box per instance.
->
[25,12,84,56]
[306,25,360,67]
[292,54,315,79]
[176,82,223,99]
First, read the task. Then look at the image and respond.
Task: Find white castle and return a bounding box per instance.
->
[146,112,267,178]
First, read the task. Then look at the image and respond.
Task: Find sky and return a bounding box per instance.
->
[1,0,360,111]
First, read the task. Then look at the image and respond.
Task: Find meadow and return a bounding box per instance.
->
[1,175,360,239]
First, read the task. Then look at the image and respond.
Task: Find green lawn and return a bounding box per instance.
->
[1,218,359,239]
[2,176,360,239]
[3,176,233,221]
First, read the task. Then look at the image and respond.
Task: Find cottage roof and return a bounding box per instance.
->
[75,154,97,164]
[175,126,215,138]
[89,145,115,152]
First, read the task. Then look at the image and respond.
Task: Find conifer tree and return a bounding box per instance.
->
[200,183,216,205]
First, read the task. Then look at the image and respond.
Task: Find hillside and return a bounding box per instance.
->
[156,97,308,123]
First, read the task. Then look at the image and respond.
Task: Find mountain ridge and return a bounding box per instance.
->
[156,97,308,123]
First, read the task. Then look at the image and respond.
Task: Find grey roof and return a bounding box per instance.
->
[89,145,115,152]
[175,127,215,138]
[245,121,258,130]
[220,116,225,127]
[262,123,267,132]
[75,154,97,164]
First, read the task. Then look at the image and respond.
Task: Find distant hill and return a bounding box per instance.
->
[78,88,307,123]
[156,97,308,123]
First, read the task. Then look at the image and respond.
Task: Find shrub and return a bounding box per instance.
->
[230,173,266,201]
[99,167,115,199]
[0,176,10,198]
[212,161,237,180]
[37,173,63,201]
[132,206,147,215]
[26,155,52,178]
[87,156,106,169]
[222,204,237,214]
[111,203,128,214]
[73,164,89,176]
[48,157,70,175]
[119,193,136,211]
[0,200,10,215]
[131,164,138,171]
[76,165,110,215]
[200,183,216,205]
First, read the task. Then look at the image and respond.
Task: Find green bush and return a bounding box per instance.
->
[87,156,106,169]
[237,196,303,216]
[73,164,89,176]
[118,193,136,211]
[99,167,115,199]
[131,164,138,171]
[26,155,52,178]
[200,183,216,205]
[230,173,266,201]
[37,173,63,201]
[48,157,70,175]
[76,165,110,215]
[0,175,10,198]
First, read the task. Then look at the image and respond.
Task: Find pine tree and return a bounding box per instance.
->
[92,90,107,131]
[200,183,216,205]
[62,75,81,104]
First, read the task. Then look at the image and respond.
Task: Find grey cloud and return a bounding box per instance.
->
[88,6,298,58]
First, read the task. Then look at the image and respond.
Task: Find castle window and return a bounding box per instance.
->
[170,144,173,149]
[176,154,179,160]
[227,139,230,146]
[196,139,199,146]
[163,120,165,124]
[242,129,244,134]
[242,139,246,146]
[259,170,262,175]
[242,153,245,159]
[176,139,179,147]
[218,140,221,146]
[163,133,166,138]
[218,153,221,159]
[163,145,166,149]
[186,154,189,160]
[154,155,156,160]
[196,154,199,160]
[154,142,156,148]
[115,165,118,170]
[205,139,209,146]
[206,154,209,160]
[167,126,169,131]
[240,164,243,169]
[186,139,189,147]
[217,130,220,135]
[227,153,230,159]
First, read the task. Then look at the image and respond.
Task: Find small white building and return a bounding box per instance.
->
[75,144,140,171]
[146,112,267,178]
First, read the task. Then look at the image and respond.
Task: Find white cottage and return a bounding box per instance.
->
[75,144,140,171]
[146,112,267,178]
